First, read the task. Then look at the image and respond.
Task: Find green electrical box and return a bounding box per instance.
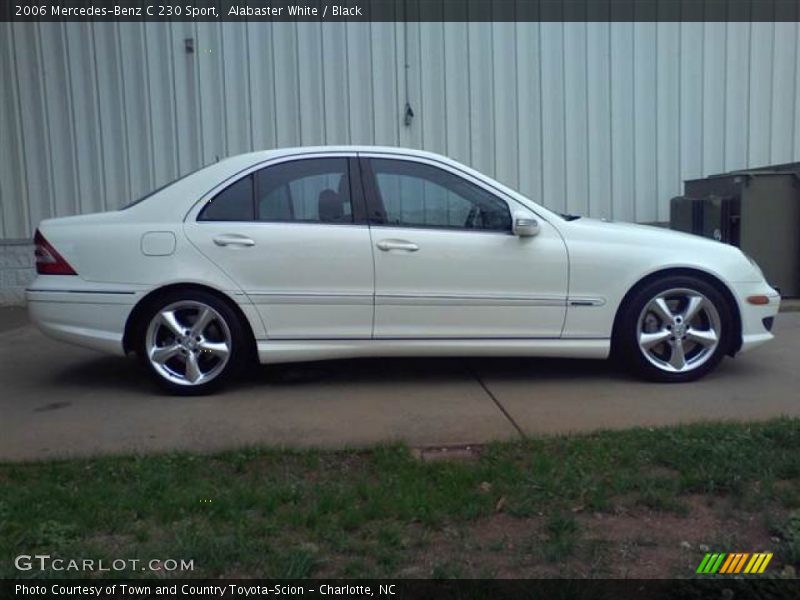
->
[675,170,800,297]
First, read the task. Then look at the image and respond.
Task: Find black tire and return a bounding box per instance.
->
[614,275,734,383]
[136,289,248,395]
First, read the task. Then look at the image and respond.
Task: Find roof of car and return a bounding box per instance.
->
[222,145,455,164]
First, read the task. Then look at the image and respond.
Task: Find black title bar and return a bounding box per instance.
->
[4,0,800,22]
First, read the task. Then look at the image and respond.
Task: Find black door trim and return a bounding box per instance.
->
[347,157,369,225]
[357,156,388,225]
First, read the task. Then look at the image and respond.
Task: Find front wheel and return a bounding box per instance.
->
[137,291,247,395]
[616,276,734,382]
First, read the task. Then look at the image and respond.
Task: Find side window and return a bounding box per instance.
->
[256,158,353,224]
[259,185,292,221]
[198,175,254,221]
[369,159,511,232]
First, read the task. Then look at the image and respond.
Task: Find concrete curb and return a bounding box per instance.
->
[781,300,800,313]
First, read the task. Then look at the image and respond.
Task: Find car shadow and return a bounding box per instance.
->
[241,355,631,388]
[43,354,633,395]
[45,355,154,393]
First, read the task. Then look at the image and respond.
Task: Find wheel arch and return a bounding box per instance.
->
[611,267,742,357]
[122,283,258,358]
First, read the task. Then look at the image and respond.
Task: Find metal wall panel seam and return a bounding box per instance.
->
[115,22,133,208]
[464,21,473,166]
[143,23,157,186]
[795,21,800,158]
[62,23,82,216]
[723,22,728,169]
[168,24,181,171]
[369,21,377,146]
[536,21,544,205]
[320,22,329,146]
[36,24,57,224]
[7,22,31,237]
[745,21,752,167]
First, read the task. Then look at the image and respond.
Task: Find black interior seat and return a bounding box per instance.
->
[318,189,344,222]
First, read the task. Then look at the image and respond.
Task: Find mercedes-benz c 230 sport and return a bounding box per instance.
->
[27,147,780,394]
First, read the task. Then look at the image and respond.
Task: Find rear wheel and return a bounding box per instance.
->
[137,290,247,394]
[616,276,734,382]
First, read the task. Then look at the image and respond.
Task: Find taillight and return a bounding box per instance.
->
[34,229,77,275]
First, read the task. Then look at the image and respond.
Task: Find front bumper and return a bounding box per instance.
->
[730,281,781,354]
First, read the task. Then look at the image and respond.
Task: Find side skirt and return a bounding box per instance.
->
[256,338,610,365]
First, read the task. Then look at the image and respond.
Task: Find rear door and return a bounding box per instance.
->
[184,154,375,339]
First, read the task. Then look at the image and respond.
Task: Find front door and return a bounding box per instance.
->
[361,156,569,338]
[184,155,374,339]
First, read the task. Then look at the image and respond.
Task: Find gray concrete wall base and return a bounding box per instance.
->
[0,243,34,306]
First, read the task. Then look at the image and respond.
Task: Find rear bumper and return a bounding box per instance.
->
[26,277,138,356]
[731,281,781,354]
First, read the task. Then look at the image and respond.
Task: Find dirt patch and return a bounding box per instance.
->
[645,465,682,480]
[83,532,135,556]
[403,496,789,578]
[411,445,483,463]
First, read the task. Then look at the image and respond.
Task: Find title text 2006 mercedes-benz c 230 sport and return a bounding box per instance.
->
[27,147,780,394]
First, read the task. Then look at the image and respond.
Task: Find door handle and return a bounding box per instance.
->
[213,234,255,247]
[376,239,419,252]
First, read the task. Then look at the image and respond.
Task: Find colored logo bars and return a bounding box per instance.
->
[696,552,773,574]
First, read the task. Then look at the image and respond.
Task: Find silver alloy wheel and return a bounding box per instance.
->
[145,301,232,386]
[636,288,721,373]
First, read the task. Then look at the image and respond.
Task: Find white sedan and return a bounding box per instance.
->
[28,147,780,394]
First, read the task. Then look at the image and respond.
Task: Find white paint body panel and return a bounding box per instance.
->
[185,222,375,339]
[556,217,772,339]
[25,147,779,367]
[370,224,568,338]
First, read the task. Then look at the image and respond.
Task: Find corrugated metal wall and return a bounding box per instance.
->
[2,21,800,240]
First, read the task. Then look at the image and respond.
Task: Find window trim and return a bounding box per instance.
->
[359,157,514,234]
[195,155,369,226]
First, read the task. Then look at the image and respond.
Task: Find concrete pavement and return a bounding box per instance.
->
[1,310,798,462]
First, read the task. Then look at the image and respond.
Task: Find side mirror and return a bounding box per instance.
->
[512,213,540,237]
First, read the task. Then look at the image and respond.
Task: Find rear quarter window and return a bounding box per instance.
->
[198,175,255,221]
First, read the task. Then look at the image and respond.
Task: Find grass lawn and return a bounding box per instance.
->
[2,418,800,579]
